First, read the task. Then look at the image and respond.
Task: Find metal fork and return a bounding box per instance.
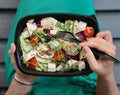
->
[55,31,120,63]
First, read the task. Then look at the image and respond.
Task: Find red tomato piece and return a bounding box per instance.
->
[84,27,94,38]
[54,50,65,61]
[29,35,40,45]
[28,57,38,69]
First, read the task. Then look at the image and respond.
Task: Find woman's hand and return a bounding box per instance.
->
[80,31,116,78]
[8,43,38,83]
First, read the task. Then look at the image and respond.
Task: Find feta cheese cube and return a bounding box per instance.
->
[27,23,37,35]
[78,61,85,71]
[50,30,58,35]
[73,20,87,34]
[78,21,87,31]
[67,59,78,67]
[48,63,56,72]
[56,65,63,71]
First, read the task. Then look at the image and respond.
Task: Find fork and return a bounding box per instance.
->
[55,31,120,63]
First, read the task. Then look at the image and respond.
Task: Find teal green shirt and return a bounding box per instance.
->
[4,0,97,95]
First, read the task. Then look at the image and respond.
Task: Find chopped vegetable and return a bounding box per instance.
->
[64,20,74,32]
[83,27,94,38]
[20,36,32,52]
[54,50,65,61]
[78,61,85,71]
[24,50,37,61]
[47,63,56,72]
[27,23,37,36]
[28,57,38,69]
[62,41,80,56]
[29,35,40,45]
[73,20,87,34]
[75,31,86,41]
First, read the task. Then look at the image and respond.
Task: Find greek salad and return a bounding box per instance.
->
[19,17,94,72]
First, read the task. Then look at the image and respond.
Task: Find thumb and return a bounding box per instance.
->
[8,43,18,70]
[82,46,98,71]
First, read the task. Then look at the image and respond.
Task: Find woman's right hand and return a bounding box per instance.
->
[8,43,38,84]
[80,31,116,78]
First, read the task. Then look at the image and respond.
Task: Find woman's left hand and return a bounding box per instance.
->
[8,43,38,83]
[80,31,116,78]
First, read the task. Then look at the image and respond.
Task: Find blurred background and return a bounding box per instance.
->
[0,0,120,94]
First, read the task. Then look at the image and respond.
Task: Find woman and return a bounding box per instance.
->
[4,0,120,95]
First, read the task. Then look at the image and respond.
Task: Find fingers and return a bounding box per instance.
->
[96,30,113,43]
[8,43,16,55]
[82,46,98,71]
[8,43,38,80]
[81,31,116,75]
[80,36,116,57]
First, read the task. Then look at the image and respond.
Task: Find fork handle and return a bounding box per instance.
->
[91,48,120,63]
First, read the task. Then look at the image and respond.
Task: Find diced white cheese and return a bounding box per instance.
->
[27,23,37,31]
[56,65,63,71]
[47,63,56,72]
[78,21,87,31]
[67,59,78,67]
[24,50,37,61]
[78,61,85,71]
[26,23,37,35]
[50,30,58,35]
[73,20,87,34]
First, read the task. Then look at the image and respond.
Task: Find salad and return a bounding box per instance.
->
[19,17,94,72]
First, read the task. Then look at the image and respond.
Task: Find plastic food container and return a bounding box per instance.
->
[14,13,99,76]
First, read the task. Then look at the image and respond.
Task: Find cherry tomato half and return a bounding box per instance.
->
[28,57,38,69]
[84,27,94,38]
